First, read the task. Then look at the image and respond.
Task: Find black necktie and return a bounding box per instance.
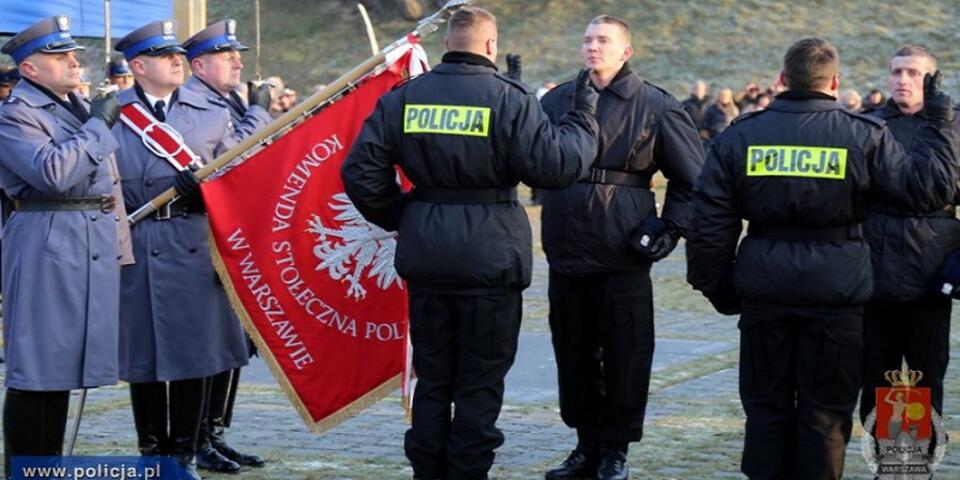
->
[153,100,166,122]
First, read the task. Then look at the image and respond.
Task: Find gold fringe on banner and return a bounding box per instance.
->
[209,231,402,434]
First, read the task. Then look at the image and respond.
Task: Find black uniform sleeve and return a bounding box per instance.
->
[506,93,598,188]
[869,122,959,211]
[341,97,405,232]
[654,105,705,236]
[686,139,742,305]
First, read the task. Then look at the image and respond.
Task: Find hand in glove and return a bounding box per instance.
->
[630,216,680,262]
[573,68,599,116]
[247,80,275,111]
[924,70,955,125]
[705,279,741,315]
[173,164,202,200]
[90,92,120,128]
[708,294,741,316]
[506,53,522,81]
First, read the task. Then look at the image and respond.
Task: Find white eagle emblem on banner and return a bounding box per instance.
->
[306,192,402,300]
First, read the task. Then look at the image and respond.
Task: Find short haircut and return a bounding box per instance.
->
[446,6,497,50]
[782,38,839,91]
[891,45,938,70]
[588,15,631,44]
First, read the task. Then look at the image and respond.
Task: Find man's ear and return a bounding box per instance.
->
[18,61,37,80]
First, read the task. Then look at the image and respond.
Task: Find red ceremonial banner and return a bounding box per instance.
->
[875,386,932,440]
[204,51,417,432]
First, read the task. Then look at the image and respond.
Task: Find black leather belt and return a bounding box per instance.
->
[13,195,116,214]
[583,168,651,188]
[413,187,517,204]
[868,206,956,218]
[152,200,193,220]
[748,224,862,242]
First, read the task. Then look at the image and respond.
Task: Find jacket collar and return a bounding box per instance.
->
[11,79,87,126]
[873,98,926,120]
[601,62,642,100]
[119,81,209,110]
[441,51,497,69]
[433,51,498,75]
[766,90,843,113]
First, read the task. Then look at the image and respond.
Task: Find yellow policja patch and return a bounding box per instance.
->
[403,104,491,137]
[746,145,847,180]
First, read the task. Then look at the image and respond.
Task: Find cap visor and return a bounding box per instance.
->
[143,45,187,56]
[40,44,85,54]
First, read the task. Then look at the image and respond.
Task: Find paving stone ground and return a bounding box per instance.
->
[3,205,960,479]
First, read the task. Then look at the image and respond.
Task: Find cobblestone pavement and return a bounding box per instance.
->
[2,205,960,479]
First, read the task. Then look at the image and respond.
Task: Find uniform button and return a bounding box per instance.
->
[117,255,123,261]
[113,178,119,185]
[189,247,197,254]
[90,214,98,221]
[92,253,100,260]
[151,249,160,256]
[115,215,120,222]
[146,180,155,187]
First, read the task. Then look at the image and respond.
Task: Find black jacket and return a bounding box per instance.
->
[342,52,598,293]
[539,65,704,274]
[864,100,960,302]
[699,102,738,140]
[682,95,710,128]
[687,91,958,307]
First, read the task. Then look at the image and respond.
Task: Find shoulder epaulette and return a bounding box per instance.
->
[494,73,532,94]
[839,109,886,128]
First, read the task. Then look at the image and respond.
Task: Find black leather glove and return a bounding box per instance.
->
[506,53,522,81]
[90,92,120,128]
[573,68,599,116]
[924,70,955,125]
[173,164,202,200]
[247,80,274,111]
[705,280,741,315]
[708,294,741,316]
[630,216,680,262]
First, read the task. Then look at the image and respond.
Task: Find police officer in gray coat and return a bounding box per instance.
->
[0,15,127,476]
[181,19,273,473]
[112,21,250,479]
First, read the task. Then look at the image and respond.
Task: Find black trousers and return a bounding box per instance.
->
[548,268,655,445]
[738,304,863,480]
[3,388,70,478]
[404,290,521,480]
[859,295,951,440]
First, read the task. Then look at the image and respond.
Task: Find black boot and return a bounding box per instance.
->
[197,375,241,474]
[129,382,168,456]
[209,369,265,467]
[168,378,206,480]
[3,389,69,478]
[596,444,629,480]
[210,420,265,467]
[545,442,600,480]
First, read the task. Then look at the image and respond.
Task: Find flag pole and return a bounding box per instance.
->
[127,0,470,225]
[357,3,380,55]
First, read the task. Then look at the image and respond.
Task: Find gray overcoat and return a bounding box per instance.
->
[0,80,129,391]
[114,85,249,382]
